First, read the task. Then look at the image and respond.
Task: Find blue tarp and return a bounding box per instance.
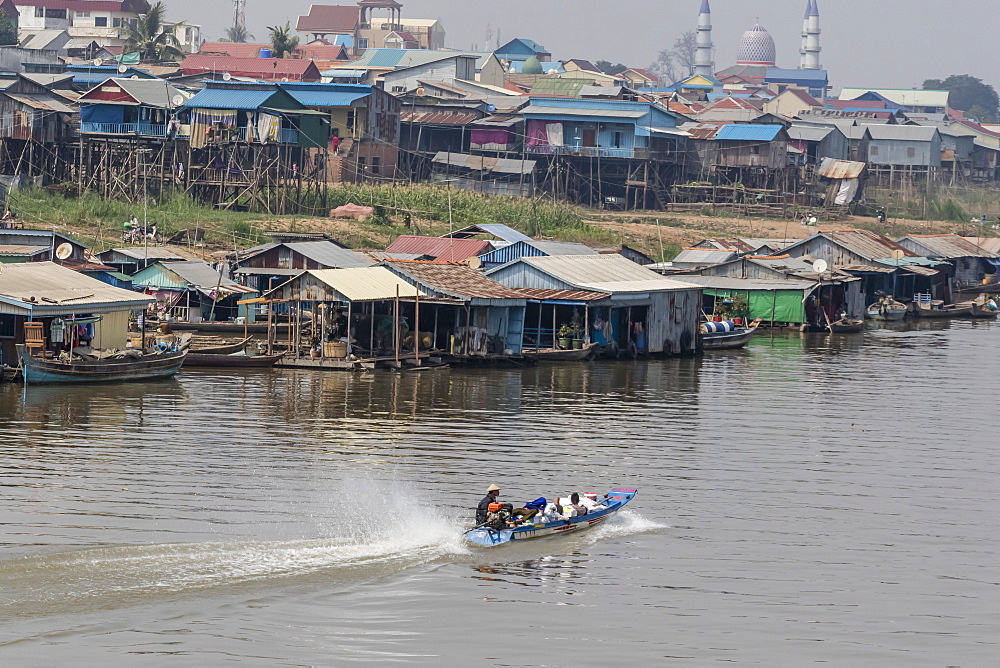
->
[81,105,124,124]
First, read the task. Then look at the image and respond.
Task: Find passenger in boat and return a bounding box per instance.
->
[568,492,588,516]
[475,484,538,526]
[476,484,502,525]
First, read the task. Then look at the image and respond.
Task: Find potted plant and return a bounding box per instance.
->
[557,324,574,349]
[570,312,584,349]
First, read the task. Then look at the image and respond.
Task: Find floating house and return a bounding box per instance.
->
[385,235,492,262]
[486,254,702,356]
[0,261,153,367]
[895,234,1000,292]
[130,260,257,323]
[95,246,197,275]
[235,239,374,293]
[0,228,87,263]
[477,240,598,270]
[78,77,189,139]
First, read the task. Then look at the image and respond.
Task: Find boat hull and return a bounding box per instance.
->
[467,489,637,547]
[189,337,253,354]
[701,327,757,350]
[18,348,187,384]
[171,322,285,334]
[182,352,283,367]
[828,319,864,333]
[912,306,973,318]
[527,342,599,361]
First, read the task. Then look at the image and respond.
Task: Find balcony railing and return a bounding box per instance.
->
[525,146,675,160]
[81,122,169,137]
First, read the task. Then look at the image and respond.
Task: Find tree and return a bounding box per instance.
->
[923,74,999,123]
[647,30,698,85]
[671,31,698,78]
[267,22,299,59]
[0,11,17,46]
[596,60,628,76]
[120,1,185,63]
[225,24,253,43]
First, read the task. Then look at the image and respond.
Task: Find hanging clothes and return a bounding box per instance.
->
[50,317,65,344]
[190,108,237,149]
[256,113,279,144]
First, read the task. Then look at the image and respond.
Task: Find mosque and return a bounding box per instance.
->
[693,0,824,87]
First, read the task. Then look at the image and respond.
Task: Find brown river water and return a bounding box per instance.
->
[1,321,998,664]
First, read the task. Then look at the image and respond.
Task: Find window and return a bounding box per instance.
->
[613,131,622,148]
[871,145,878,156]
[0,314,14,338]
[95,16,107,27]
[391,85,406,93]
[113,18,121,27]
[357,156,366,172]
[45,8,67,18]
[750,144,760,154]
[907,146,916,158]
[35,8,43,17]
[372,156,380,174]
[76,11,90,17]
[357,38,369,49]
[346,110,356,133]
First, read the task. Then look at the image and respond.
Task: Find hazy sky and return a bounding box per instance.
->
[166,0,1000,93]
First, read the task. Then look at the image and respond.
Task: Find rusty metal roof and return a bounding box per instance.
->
[0,244,47,256]
[385,235,491,261]
[817,157,867,179]
[812,229,917,260]
[401,110,480,125]
[514,288,610,302]
[383,260,527,300]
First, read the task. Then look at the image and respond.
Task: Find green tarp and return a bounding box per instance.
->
[705,288,807,324]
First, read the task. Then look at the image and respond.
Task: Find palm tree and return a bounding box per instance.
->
[267,22,299,58]
[225,24,253,43]
[120,1,185,63]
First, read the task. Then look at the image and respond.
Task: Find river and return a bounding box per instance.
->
[1,321,998,664]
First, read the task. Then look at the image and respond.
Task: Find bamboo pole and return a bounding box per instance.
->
[414,283,420,367]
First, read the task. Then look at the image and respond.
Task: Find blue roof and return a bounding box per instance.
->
[277,82,371,107]
[184,87,278,110]
[330,34,353,48]
[714,124,784,141]
[70,66,154,86]
[764,68,829,82]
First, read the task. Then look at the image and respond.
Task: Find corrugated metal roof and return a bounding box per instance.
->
[431,152,536,174]
[81,78,188,108]
[515,288,610,302]
[499,255,699,293]
[898,234,998,259]
[384,261,527,300]
[184,86,277,110]
[672,248,739,265]
[181,55,319,80]
[817,157,866,179]
[788,125,834,142]
[865,125,939,141]
[0,244,47,256]
[385,235,490,261]
[280,88,368,108]
[527,241,598,256]
[442,224,531,243]
[961,237,1000,254]
[293,267,428,302]
[0,261,154,316]
[284,241,375,268]
[133,261,254,294]
[402,110,480,125]
[520,104,646,119]
[713,124,783,141]
[102,247,193,261]
[839,88,949,109]
[6,93,75,113]
[814,229,917,260]
[670,275,816,291]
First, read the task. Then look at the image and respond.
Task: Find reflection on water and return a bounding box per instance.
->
[0,321,998,663]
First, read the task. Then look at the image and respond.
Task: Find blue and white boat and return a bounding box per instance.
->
[465,489,638,547]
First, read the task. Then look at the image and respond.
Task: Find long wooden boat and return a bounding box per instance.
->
[17,346,187,384]
[866,298,908,321]
[828,318,864,333]
[170,321,287,334]
[970,303,999,319]
[701,319,760,350]
[912,304,973,318]
[189,337,253,355]
[528,342,599,361]
[465,488,637,547]
[182,351,284,367]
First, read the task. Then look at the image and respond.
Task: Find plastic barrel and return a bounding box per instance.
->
[259,48,272,58]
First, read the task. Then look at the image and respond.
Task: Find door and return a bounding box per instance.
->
[582,129,597,147]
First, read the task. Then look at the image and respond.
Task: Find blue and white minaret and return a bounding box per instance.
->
[694,0,714,78]
[803,0,822,70]
[799,1,810,68]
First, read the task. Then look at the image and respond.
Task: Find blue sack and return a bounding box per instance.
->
[523,497,546,510]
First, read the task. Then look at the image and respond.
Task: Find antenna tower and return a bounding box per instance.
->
[233,0,246,34]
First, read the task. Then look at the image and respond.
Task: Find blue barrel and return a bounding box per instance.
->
[703,321,736,333]
[259,48,272,58]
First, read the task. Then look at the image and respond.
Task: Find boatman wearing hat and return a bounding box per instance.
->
[476,484,538,525]
[476,484,502,525]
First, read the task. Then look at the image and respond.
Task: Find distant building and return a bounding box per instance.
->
[15,0,147,50]
[495,38,550,63]
[295,1,444,55]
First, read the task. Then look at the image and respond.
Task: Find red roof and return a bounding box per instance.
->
[384,260,527,299]
[180,55,321,82]
[701,96,762,112]
[200,42,348,61]
[385,235,490,262]
[296,5,361,33]
[784,88,822,107]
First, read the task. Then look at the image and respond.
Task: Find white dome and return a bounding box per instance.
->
[736,23,776,65]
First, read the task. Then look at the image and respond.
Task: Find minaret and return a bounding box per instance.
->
[799,0,810,68]
[694,0,714,78]
[804,0,822,70]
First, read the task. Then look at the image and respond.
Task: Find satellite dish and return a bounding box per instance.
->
[486,104,496,112]
[55,242,73,260]
[118,64,128,74]
[467,255,482,270]
[94,58,104,67]
[130,75,139,80]
[222,72,232,81]
[890,250,905,260]
[415,86,425,96]
[812,259,828,274]
[172,94,185,107]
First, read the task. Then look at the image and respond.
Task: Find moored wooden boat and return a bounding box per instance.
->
[17,346,187,384]
[827,318,864,333]
[969,303,1000,319]
[528,342,599,361]
[182,351,284,367]
[700,319,760,350]
[170,321,287,334]
[189,336,253,355]
[465,489,637,547]
[866,298,908,321]
[911,304,973,318]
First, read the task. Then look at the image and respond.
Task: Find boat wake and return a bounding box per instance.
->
[590,509,666,542]
[0,488,469,619]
